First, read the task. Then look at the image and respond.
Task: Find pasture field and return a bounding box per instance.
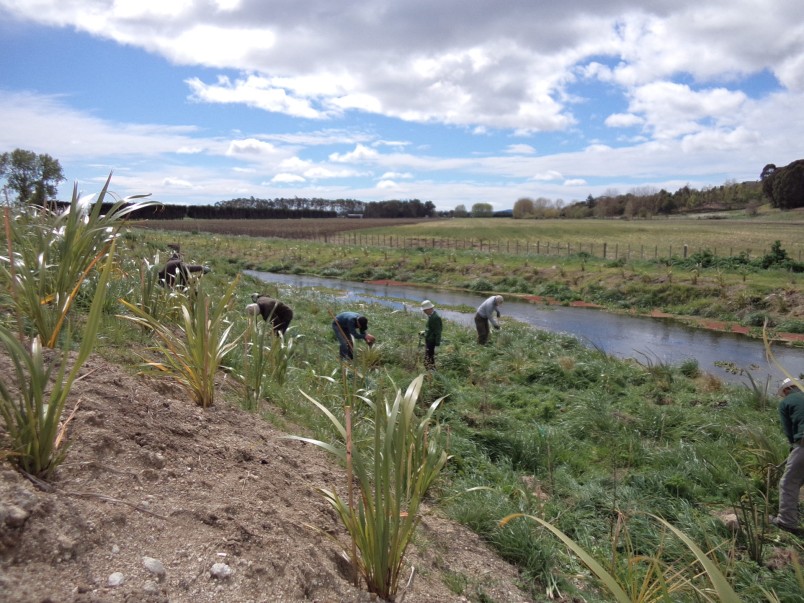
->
[359,216,804,260]
[135,217,427,239]
[137,214,804,261]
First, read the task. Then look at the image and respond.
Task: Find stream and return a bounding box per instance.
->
[245,270,804,387]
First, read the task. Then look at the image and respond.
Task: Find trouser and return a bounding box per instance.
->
[424,342,436,369]
[332,321,354,359]
[475,313,490,345]
[778,444,804,527]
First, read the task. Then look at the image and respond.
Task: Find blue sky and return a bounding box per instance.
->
[1,1,803,211]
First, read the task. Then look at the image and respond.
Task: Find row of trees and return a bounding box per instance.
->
[3,148,801,218]
[216,196,436,218]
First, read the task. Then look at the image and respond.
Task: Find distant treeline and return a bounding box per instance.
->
[74,196,439,220]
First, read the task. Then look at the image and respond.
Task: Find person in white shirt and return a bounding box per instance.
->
[474,295,503,345]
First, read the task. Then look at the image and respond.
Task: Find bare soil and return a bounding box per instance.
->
[0,352,535,603]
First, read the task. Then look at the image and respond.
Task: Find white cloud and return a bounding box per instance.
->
[303,167,359,179]
[271,173,306,183]
[226,138,277,156]
[377,179,398,189]
[531,170,563,181]
[379,171,412,179]
[329,144,379,163]
[564,178,587,186]
[187,76,324,119]
[176,146,204,154]
[605,113,643,128]
[505,144,536,155]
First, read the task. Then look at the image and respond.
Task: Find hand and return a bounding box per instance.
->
[493,325,501,331]
[365,334,376,346]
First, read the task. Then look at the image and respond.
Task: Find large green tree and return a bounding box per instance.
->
[470,202,493,217]
[761,159,804,210]
[0,149,65,205]
[512,197,535,219]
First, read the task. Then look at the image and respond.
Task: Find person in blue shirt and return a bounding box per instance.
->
[771,377,804,537]
[332,311,375,360]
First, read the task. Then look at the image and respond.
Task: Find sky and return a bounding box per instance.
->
[1,1,803,212]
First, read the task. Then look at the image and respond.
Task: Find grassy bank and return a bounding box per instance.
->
[95,227,803,601]
[128,224,804,340]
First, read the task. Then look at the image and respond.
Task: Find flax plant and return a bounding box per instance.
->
[0,240,117,478]
[129,253,176,323]
[288,374,448,600]
[500,512,742,603]
[1,173,157,347]
[240,318,300,410]
[118,277,240,408]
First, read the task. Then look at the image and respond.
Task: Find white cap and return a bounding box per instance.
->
[245,303,260,316]
[778,377,796,396]
[421,300,434,310]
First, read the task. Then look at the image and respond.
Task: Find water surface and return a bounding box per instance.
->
[245,270,804,387]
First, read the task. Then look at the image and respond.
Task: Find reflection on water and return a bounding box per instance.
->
[245,270,804,386]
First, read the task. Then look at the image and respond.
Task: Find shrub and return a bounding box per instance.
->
[288,375,448,600]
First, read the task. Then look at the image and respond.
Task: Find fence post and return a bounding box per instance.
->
[603,242,607,259]
[615,244,618,260]
[683,244,688,259]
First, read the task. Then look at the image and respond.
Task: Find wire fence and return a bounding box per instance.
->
[309,233,802,262]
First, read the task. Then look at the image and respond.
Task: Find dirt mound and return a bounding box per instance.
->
[0,352,534,602]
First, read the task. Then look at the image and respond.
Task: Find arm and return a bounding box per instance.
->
[780,402,795,444]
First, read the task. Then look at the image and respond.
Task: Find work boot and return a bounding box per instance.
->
[770,516,803,537]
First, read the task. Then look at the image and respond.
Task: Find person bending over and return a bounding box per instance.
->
[474,295,503,345]
[332,311,375,360]
[246,294,294,335]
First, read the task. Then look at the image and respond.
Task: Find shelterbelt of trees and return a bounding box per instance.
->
[2,147,802,220]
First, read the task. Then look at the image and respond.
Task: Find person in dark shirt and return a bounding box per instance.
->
[420,300,442,370]
[158,255,210,288]
[246,294,294,335]
[332,311,375,360]
[770,378,804,537]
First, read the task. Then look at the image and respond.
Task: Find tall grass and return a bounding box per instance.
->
[288,374,448,600]
[238,318,300,410]
[118,278,240,408]
[500,512,742,603]
[1,174,158,347]
[0,241,117,478]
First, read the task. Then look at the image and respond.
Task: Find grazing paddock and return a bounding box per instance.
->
[134,217,428,239]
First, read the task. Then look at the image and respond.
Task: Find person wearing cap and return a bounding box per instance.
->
[474,295,503,345]
[420,300,443,370]
[246,293,294,335]
[771,377,804,537]
[332,311,375,360]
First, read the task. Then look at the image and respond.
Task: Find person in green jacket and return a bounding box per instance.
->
[420,300,443,370]
[771,377,804,537]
